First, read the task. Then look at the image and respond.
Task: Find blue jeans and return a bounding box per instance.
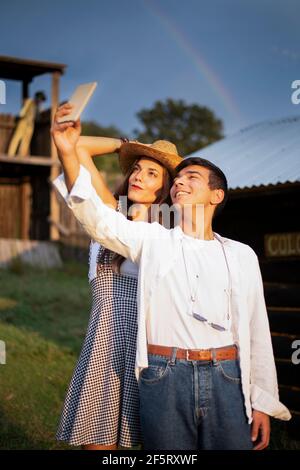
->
[139,348,253,450]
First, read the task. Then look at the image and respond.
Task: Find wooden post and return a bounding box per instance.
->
[20,177,31,239]
[22,80,30,100]
[49,71,60,240]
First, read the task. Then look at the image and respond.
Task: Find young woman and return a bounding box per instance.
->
[51,103,182,450]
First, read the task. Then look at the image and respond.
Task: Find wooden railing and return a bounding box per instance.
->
[0,114,15,153]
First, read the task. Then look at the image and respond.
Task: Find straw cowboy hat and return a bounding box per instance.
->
[118,140,183,176]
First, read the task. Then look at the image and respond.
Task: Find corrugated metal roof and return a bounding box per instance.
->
[187,116,300,190]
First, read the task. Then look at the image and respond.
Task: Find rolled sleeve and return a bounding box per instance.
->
[251,384,291,420]
[52,165,93,204]
[52,165,166,263]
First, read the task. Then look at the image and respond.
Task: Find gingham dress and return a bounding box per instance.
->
[56,242,141,447]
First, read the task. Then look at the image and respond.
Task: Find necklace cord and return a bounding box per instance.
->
[181,234,232,329]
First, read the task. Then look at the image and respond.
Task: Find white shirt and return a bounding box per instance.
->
[89,240,138,282]
[147,233,234,349]
[53,165,291,424]
[90,229,230,348]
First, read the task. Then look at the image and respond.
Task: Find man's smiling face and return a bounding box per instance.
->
[170,164,217,208]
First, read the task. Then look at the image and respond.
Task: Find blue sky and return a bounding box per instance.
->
[1,0,300,137]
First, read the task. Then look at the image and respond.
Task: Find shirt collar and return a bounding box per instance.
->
[173,226,228,244]
[213,232,228,244]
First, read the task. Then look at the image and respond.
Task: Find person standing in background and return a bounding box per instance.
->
[8,91,46,157]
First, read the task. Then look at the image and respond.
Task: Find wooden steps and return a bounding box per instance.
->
[265,282,300,440]
[264,282,300,308]
[275,359,300,387]
[271,332,299,359]
[268,307,300,335]
[279,385,300,411]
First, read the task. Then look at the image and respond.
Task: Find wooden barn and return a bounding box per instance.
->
[0,55,89,267]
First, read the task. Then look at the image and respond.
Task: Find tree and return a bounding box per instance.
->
[81,121,123,182]
[134,99,223,156]
[81,121,122,139]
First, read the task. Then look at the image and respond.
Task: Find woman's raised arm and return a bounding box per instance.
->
[76,140,119,208]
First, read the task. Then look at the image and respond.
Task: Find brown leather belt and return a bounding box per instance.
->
[147,344,238,361]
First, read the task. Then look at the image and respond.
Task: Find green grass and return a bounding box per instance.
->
[0,261,299,450]
[0,261,90,450]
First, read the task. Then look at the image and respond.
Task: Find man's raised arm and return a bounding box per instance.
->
[53,164,162,263]
[50,108,162,263]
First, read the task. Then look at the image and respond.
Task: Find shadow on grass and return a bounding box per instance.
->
[0,408,70,450]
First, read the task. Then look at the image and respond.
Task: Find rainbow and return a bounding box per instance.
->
[142,0,241,121]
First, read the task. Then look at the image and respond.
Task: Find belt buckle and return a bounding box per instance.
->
[186,349,193,361]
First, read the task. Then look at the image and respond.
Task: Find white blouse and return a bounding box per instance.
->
[88,240,138,283]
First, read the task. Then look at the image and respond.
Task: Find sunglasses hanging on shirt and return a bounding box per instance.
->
[181,235,232,332]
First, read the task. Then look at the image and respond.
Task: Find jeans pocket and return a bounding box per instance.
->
[215,360,241,384]
[140,362,170,384]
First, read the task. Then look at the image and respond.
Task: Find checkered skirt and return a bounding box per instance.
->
[56,245,141,447]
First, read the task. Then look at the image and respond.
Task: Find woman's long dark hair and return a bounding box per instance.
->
[101,157,173,273]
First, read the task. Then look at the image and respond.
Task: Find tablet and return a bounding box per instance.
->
[57,82,98,123]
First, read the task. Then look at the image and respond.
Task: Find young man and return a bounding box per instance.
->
[52,129,291,450]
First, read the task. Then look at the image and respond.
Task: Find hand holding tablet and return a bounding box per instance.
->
[57,82,98,123]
